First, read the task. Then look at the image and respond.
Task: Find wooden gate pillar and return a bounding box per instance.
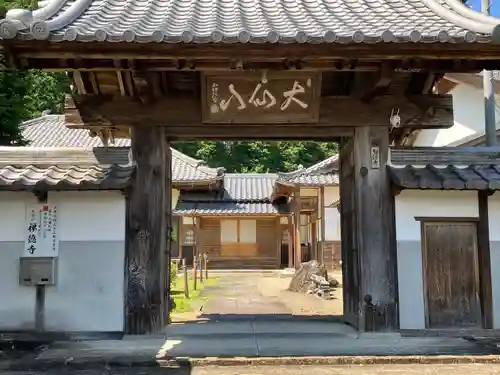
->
[294,187,302,268]
[353,126,398,332]
[125,126,171,334]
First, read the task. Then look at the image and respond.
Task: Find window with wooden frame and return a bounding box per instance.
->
[220,219,257,257]
[184,228,195,245]
[220,219,257,244]
[282,229,289,244]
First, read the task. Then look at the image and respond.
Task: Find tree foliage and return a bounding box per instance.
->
[174,141,338,173]
[1,1,69,145]
[0,71,69,145]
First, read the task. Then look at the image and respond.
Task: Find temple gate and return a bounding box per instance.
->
[2,0,500,334]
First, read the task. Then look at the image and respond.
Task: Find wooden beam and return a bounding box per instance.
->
[361,63,394,103]
[67,94,453,138]
[8,41,500,65]
[353,126,398,332]
[125,125,168,334]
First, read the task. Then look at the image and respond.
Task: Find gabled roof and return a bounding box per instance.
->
[277,155,339,186]
[1,0,500,44]
[0,147,133,190]
[174,173,289,215]
[21,114,223,184]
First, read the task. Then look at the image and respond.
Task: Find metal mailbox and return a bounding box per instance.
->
[19,257,57,286]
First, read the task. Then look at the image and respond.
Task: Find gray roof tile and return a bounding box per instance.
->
[0,147,133,190]
[388,164,500,190]
[21,114,222,183]
[389,146,500,166]
[278,154,339,185]
[174,201,288,215]
[1,0,499,43]
[388,147,500,191]
[22,115,131,148]
[223,173,278,200]
[175,173,287,215]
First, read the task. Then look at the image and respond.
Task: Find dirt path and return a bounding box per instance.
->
[257,273,344,317]
[173,271,343,322]
[199,273,291,319]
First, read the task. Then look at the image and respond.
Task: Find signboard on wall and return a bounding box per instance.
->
[201,71,321,124]
[24,204,59,257]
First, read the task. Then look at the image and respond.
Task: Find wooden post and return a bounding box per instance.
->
[125,126,169,334]
[320,186,326,265]
[287,217,294,268]
[311,219,317,262]
[276,216,282,268]
[199,254,204,283]
[192,255,198,291]
[353,126,398,332]
[182,258,189,298]
[294,188,302,268]
[478,191,493,328]
[164,145,173,327]
[204,253,208,280]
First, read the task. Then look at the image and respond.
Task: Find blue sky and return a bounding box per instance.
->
[467,0,500,16]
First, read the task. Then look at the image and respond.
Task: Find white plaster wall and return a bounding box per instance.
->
[395,190,480,330]
[323,186,340,241]
[52,191,125,241]
[0,192,38,330]
[324,208,340,241]
[414,84,500,147]
[300,215,309,243]
[172,189,179,210]
[324,186,339,206]
[0,191,125,332]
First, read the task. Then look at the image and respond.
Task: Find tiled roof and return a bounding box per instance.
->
[21,114,222,183]
[22,115,131,148]
[277,154,339,186]
[388,147,500,191]
[174,201,288,215]
[223,173,277,200]
[1,0,500,44]
[388,164,500,190]
[0,147,133,190]
[389,146,500,166]
[175,173,288,215]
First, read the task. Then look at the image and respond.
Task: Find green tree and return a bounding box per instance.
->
[174,141,338,173]
[0,71,68,145]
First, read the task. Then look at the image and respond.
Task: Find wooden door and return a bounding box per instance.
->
[422,221,482,329]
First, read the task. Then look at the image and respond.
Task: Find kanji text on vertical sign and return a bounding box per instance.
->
[201,71,322,124]
[24,203,59,257]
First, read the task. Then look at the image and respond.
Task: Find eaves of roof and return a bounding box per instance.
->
[2,0,500,44]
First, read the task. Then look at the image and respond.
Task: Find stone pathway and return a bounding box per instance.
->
[200,273,291,319]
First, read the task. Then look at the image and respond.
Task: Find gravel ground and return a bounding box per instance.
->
[257,274,343,316]
[5,364,500,375]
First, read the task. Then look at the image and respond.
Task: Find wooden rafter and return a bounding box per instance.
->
[361,62,394,103]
